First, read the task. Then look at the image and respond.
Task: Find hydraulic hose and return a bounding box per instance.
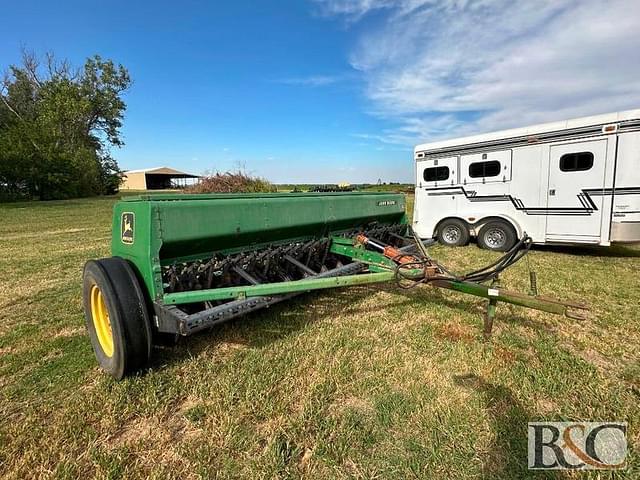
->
[392,228,533,289]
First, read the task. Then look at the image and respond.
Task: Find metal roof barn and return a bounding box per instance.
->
[121,167,200,190]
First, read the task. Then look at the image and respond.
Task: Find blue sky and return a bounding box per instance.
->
[3,0,639,183]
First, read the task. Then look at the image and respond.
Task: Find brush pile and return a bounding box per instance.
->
[187,170,276,194]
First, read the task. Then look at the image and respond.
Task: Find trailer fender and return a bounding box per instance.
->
[469,215,523,239]
[432,216,470,236]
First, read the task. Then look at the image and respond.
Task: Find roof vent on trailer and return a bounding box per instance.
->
[602,123,619,134]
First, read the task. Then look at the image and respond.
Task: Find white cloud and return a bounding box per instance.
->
[315,0,640,144]
[313,0,396,19]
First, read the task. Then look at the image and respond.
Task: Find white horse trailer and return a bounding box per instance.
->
[413,110,640,251]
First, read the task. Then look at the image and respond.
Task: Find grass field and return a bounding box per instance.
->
[0,195,639,479]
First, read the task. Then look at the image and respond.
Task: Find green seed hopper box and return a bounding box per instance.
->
[111,192,407,302]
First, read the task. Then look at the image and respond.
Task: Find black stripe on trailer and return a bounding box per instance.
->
[421,186,640,216]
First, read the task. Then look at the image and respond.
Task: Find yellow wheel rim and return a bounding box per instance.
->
[90,284,114,357]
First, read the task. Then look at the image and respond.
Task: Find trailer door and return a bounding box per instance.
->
[413,156,459,238]
[546,139,608,240]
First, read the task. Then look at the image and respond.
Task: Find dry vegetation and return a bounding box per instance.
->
[187,171,276,194]
[0,194,639,479]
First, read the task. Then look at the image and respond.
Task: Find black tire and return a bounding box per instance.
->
[437,218,470,247]
[83,257,152,379]
[477,220,517,252]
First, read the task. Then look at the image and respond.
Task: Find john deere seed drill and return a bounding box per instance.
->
[82,192,586,379]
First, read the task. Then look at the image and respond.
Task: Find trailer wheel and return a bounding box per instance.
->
[477,220,517,252]
[83,257,152,379]
[437,218,470,247]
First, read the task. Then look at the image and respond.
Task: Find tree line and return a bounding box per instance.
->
[0,51,130,200]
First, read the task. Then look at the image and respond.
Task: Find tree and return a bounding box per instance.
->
[0,51,131,200]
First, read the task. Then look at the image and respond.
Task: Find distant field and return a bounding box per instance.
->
[276,184,414,193]
[0,195,638,479]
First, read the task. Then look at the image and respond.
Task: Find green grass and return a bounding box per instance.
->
[0,195,638,479]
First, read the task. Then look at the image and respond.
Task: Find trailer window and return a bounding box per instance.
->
[559,152,594,172]
[423,166,449,182]
[468,160,501,178]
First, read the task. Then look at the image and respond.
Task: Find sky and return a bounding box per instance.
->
[2,0,639,183]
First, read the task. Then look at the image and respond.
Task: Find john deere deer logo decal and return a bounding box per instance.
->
[121,212,134,244]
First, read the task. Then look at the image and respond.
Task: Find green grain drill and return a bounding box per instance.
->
[83,192,586,379]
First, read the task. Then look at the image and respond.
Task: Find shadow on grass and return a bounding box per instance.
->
[146,279,559,373]
[531,243,640,258]
[453,374,560,480]
[447,237,640,258]
[146,285,419,372]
